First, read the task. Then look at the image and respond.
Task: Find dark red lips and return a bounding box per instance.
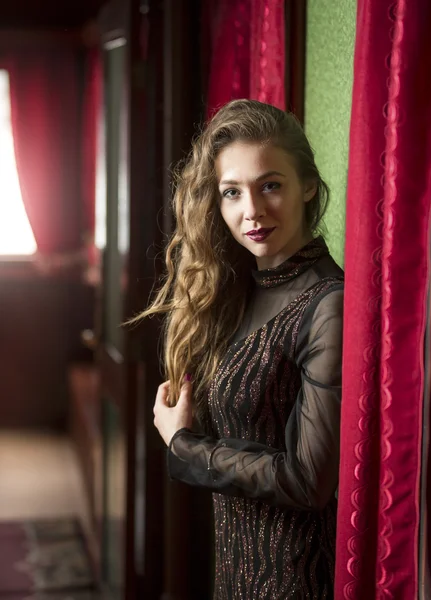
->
[245,227,276,242]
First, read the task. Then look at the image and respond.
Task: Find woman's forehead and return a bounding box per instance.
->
[215,142,295,182]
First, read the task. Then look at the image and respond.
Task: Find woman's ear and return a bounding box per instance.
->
[304,181,318,203]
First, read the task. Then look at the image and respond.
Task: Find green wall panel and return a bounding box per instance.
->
[304,1,356,266]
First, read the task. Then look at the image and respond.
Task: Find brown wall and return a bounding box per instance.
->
[0,0,104,29]
[0,265,94,429]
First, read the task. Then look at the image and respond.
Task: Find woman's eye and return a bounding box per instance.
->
[262,181,281,193]
[222,188,240,199]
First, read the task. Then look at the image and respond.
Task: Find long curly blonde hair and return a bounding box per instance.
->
[132,99,329,419]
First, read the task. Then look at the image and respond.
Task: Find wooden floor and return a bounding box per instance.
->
[0,430,103,599]
[0,429,89,522]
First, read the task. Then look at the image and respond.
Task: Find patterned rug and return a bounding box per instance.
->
[0,518,96,598]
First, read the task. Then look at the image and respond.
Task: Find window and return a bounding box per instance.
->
[0,70,37,256]
[95,105,106,250]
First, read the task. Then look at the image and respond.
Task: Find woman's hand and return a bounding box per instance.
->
[153,378,193,446]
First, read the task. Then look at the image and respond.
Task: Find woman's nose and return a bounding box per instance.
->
[243,191,266,220]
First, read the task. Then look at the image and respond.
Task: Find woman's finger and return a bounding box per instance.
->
[155,381,170,406]
[177,379,193,405]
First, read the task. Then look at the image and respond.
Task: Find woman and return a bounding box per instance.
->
[146,99,343,599]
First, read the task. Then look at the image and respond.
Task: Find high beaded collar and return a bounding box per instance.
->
[252,236,330,288]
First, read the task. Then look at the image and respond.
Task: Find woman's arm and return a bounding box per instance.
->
[168,287,344,511]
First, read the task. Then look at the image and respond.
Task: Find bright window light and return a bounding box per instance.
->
[95,108,106,250]
[0,70,37,256]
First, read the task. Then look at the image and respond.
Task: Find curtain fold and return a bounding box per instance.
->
[7,48,82,255]
[205,0,285,117]
[336,1,431,597]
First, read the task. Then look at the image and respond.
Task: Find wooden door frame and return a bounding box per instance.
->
[162,2,198,596]
[127,1,166,597]
[93,0,166,598]
[285,0,307,123]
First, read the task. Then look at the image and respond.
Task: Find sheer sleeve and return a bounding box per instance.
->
[167,286,344,511]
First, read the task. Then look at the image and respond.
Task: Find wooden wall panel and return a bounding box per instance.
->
[0,269,94,428]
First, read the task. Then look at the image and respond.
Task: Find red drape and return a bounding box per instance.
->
[7,48,81,255]
[336,1,431,597]
[205,0,285,116]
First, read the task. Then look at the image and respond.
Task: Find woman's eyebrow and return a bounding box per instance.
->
[219,171,286,186]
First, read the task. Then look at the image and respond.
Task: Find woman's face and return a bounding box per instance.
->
[216,141,316,270]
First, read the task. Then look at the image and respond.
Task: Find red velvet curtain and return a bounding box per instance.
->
[336,1,431,597]
[7,48,81,255]
[205,0,285,116]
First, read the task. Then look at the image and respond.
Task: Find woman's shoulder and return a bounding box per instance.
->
[312,253,344,282]
[298,258,344,330]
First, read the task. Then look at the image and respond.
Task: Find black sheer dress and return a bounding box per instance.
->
[168,237,344,600]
